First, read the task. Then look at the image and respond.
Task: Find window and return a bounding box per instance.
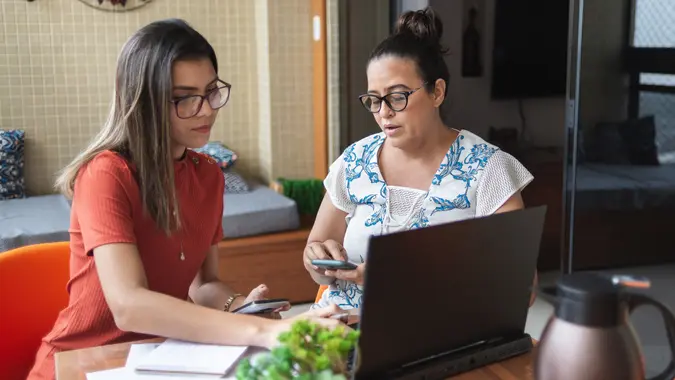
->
[629,1,675,162]
[633,0,675,48]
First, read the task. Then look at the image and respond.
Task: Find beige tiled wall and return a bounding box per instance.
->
[267,0,314,180]
[0,0,315,195]
[255,0,273,182]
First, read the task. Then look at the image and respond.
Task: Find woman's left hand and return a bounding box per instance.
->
[325,263,366,286]
[232,284,290,319]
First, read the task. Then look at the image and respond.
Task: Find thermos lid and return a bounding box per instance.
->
[555,273,624,327]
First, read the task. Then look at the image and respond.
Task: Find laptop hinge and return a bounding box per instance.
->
[383,333,533,380]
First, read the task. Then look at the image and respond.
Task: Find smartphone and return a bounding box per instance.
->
[231,299,290,314]
[311,259,358,271]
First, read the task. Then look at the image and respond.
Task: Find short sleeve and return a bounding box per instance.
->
[73,154,136,255]
[323,154,356,214]
[475,150,534,217]
[212,171,225,244]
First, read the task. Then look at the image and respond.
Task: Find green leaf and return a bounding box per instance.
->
[272,346,292,361]
[338,340,353,353]
[315,353,331,370]
[346,330,360,342]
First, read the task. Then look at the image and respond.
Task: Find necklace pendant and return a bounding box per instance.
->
[180,251,185,261]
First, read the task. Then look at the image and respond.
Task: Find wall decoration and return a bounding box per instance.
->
[76,0,152,12]
[461,0,486,78]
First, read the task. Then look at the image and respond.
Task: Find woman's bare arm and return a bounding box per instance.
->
[304,194,349,285]
[189,245,246,311]
[94,242,274,347]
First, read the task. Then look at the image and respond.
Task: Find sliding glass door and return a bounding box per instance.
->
[566,0,675,272]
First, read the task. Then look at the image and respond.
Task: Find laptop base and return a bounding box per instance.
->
[376,333,533,380]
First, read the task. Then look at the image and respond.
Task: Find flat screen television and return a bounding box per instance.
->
[491,0,570,99]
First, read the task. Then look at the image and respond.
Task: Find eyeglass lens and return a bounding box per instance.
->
[176,85,230,118]
[360,92,408,113]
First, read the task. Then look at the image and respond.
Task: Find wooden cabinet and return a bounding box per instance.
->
[216,228,318,305]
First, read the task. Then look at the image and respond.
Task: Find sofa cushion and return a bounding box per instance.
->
[0,129,26,200]
[222,183,299,239]
[0,195,72,252]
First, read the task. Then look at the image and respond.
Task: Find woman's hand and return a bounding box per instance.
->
[260,304,349,349]
[303,239,348,274]
[325,263,366,286]
[230,284,291,318]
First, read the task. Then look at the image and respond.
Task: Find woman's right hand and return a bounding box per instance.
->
[303,239,347,274]
[260,304,349,349]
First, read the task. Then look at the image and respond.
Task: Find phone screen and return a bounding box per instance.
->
[232,299,290,314]
[311,259,357,270]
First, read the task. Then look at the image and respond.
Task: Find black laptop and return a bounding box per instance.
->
[351,206,547,379]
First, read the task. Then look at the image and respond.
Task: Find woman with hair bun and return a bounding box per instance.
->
[304,7,537,310]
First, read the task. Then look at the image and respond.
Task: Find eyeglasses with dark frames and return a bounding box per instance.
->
[358,86,424,113]
[170,79,232,119]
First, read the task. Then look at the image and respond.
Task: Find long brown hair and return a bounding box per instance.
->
[55,19,218,234]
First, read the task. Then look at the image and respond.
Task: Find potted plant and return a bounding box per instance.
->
[236,320,360,379]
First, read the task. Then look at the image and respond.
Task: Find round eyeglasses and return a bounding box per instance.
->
[358,86,424,113]
[171,80,232,119]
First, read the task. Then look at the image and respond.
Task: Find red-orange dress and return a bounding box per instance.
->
[27,150,224,380]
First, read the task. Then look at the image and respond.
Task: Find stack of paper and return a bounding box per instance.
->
[134,339,248,375]
[86,340,253,380]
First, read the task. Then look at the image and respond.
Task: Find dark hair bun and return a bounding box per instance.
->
[394,6,444,47]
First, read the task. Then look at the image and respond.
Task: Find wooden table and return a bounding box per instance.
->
[55,338,534,380]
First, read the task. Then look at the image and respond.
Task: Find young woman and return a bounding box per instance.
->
[304,7,537,310]
[28,19,344,380]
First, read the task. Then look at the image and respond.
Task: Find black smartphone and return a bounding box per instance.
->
[231,299,290,314]
[311,259,358,270]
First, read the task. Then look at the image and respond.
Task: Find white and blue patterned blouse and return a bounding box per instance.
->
[312,129,534,310]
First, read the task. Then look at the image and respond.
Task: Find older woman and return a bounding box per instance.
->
[303,7,536,310]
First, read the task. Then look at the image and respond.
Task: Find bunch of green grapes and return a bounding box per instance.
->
[236,320,360,380]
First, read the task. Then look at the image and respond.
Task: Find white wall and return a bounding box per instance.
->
[401,0,429,13]
[430,0,567,147]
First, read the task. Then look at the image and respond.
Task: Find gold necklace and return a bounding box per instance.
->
[179,240,185,261]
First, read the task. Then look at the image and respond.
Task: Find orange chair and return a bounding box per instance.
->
[315,285,328,303]
[0,242,71,380]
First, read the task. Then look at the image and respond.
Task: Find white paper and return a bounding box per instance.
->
[87,367,220,380]
[133,339,248,376]
[86,342,265,380]
[86,368,128,380]
[125,343,161,369]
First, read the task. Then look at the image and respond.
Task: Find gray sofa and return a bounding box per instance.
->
[0,183,299,253]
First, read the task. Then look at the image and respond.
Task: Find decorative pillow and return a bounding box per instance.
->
[588,116,659,166]
[193,141,238,169]
[619,116,659,166]
[587,122,631,165]
[223,170,250,194]
[0,129,26,199]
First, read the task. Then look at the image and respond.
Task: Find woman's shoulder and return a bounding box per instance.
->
[455,129,521,169]
[456,129,499,152]
[343,132,385,155]
[79,150,134,182]
[186,149,224,183]
[72,150,137,201]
